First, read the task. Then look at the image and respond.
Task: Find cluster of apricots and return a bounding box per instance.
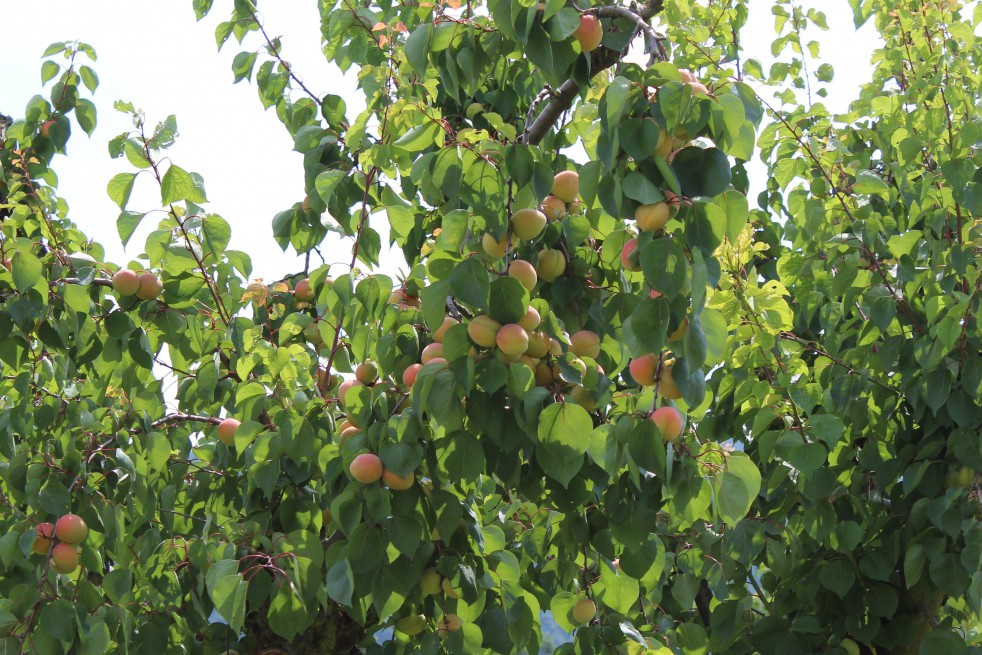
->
[111,268,163,301]
[31,513,88,574]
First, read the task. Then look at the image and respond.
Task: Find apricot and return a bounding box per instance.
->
[534,362,556,386]
[574,15,603,52]
[217,418,240,446]
[468,315,502,348]
[635,202,671,232]
[570,330,600,359]
[355,361,378,384]
[688,81,710,96]
[570,385,595,411]
[548,338,563,357]
[112,269,141,295]
[438,614,463,636]
[572,598,597,624]
[540,195,567,221]
[433,316,458,342]
[135,272,163,300]
[338,379,363,406]
[511,208,547,240]
[32,522,55,555]
[403,363,423,387]
[349,453,384,484]
[496,324,529,357]
[526,331,551,358]
[396,614,427,636]
[482,232,517,258]
[339,426,361,442]
[651,406,684,441]
[519,306,541,331]
[679,69,697,84]
[508,259,538,291]
[621,238,640,271]
[537,248,566,282]
[416,568,441,596]
[441,577,460,599]
[421,343,444,363]
[383,469,415,490]
[295,278,315,302]
[658,361,683,399]
[629,354,660,386]
[551,170,579,203]
[668,317,689,341]
[50,543,80,574]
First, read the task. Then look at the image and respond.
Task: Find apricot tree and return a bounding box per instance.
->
[0,0,979,654]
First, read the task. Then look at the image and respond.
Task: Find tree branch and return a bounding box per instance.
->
[523,0,666,146]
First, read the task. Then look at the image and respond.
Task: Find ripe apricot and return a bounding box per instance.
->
[508,259,538,291]
[433,316,458,342]
[295,278,315,302]
[540,195,566,221]
[496,324,530,357]
[349,453,384,484]
[574,15,603,52]
[482,232,517,258]
[629,354,660,386]
[112,269,141,295]
[382,469,415,490]
[511,208,547,240]
[421,343,444,363]
[217,418,240,446]
[403,363,423,387]
[651,406,684,441]
[635,202,671,232]
[519,306,541,331]
[468,315,502,348]
[570,330,600,359]
[551,171,579,204]
[50,543,80,574]
[135,272,163,300]
[621,238,640,271]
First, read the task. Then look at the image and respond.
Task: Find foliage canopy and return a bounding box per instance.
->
[0,0,980,654]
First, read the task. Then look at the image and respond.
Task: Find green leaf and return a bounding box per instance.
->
[161,164,207,205]
[10,252,43,293]
[107,172,137,210]
[205,559,248,632]
[267,582,311,640]
[450,257,490,310]
[717,453,761,525]
[536,403,591,486]
[672,147,731,198]
[406,23,433,74]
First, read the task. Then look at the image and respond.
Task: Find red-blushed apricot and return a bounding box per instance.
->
[537,247,566,282]
[424,357,447,367]
[649,288,663,300]
[355,361,378,384]
[635,202,671,232]
[438,614,463,637]
[651,406,684,441]
[468,315,502,348]
[629,353,660,386]
[515,355,539,373]
[349,453,384,484]
[40,119,56,139]
[433,316,458,343]
[112,269,140,295]
[526,331,551,359]
[217,418,240,446]
[135,272,163,300]
[508,259,538,291]
[572,598,597,624]
[574,15,603,52]
[382,469,415,490]
[421,342,444,363]
[658,360,683,399]
[403,363,423,387]
[540,195,567,221]
[482,232,517,258]
[338,379,363,406]
[50,543,80,574]
[496,324,529,357]
[420,567,442,595]
[570,330,600,359]
[688,81,710,96]
[32,522,55,555]
[519,306,541,331]
[339,426,361,442]
[295,278,315,302]
[664,190,681,214]
[621,238,640,271]
[551,170,579,203]
[511,208,547,240]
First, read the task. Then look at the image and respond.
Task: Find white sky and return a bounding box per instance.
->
[0,1,877,283]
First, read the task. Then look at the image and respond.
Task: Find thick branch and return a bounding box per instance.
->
[523,0,665,146]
